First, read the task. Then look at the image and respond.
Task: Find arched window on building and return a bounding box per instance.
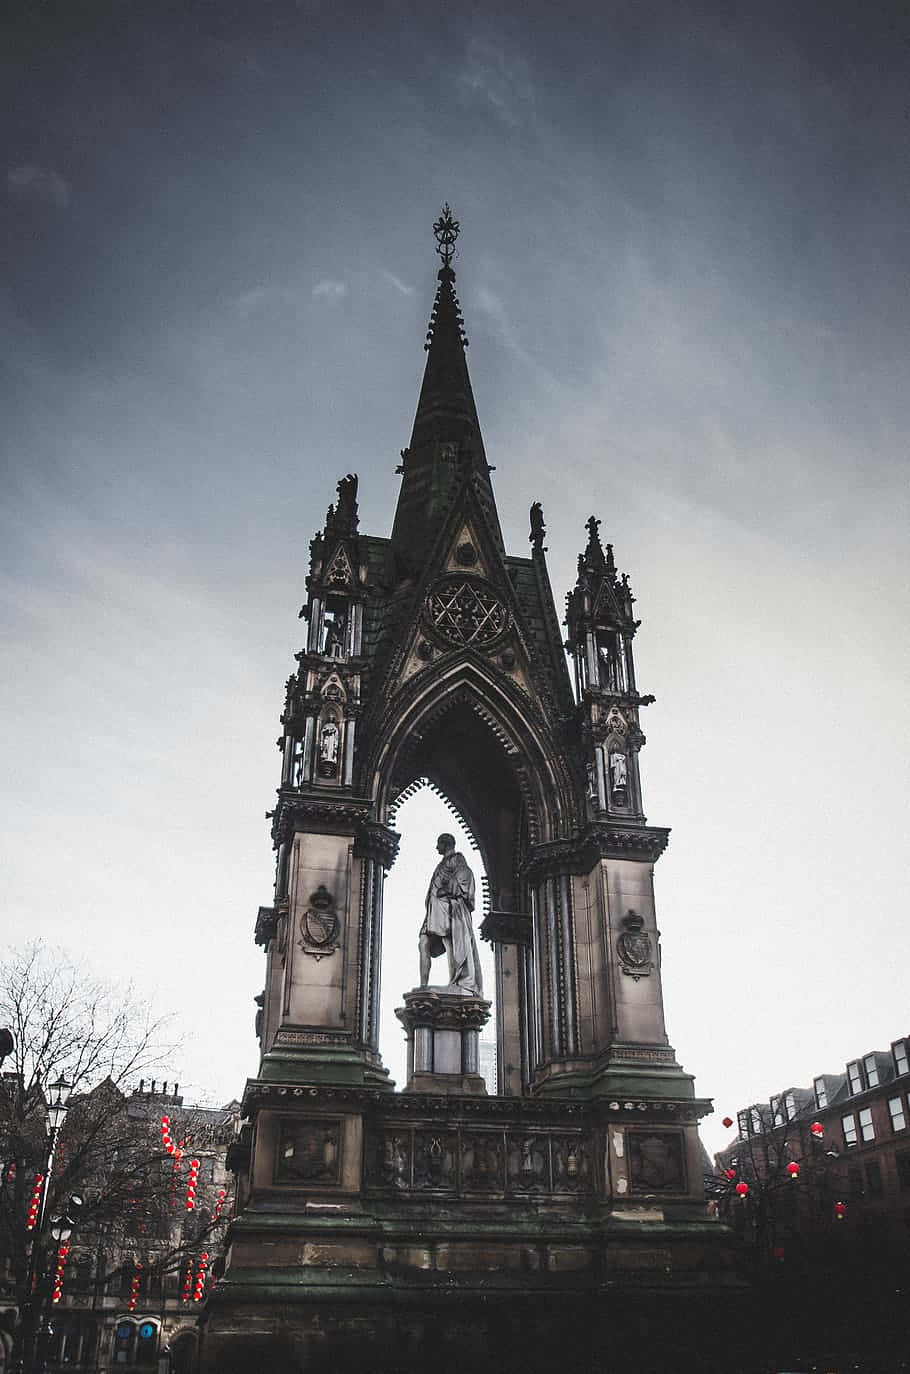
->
[170,1330,198,1374]
[112,1318,159,1366]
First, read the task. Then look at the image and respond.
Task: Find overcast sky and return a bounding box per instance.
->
[2,0,908,1154]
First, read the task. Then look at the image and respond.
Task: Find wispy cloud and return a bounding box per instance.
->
[456,36,534,126]
[7,165,72,209]
[230,284,308,317]
[383,269,415,297]
[312,279,347,301]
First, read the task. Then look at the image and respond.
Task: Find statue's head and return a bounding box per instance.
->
[436,833,456,855]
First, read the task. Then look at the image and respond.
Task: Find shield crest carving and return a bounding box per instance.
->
[299,885,340,960]
[617,909,653,980]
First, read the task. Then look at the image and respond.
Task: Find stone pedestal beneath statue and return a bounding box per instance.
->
[395,985,491,1095]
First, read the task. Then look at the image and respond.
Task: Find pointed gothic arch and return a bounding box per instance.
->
[371,657,578,857]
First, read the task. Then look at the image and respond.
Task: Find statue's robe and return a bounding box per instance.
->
[422,851,483,996]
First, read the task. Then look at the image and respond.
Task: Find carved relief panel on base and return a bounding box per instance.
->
[275,1118,342,1186]
[626,1130,686,1194]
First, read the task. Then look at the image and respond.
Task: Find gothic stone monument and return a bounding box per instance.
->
[201,208,742,1374]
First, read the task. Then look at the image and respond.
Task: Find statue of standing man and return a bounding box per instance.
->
[419,834,483,996]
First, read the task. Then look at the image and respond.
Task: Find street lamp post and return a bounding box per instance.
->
[15,1074,72,1374]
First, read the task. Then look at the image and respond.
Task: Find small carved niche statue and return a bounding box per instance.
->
[318,720,340,777]
[608,749,628,800]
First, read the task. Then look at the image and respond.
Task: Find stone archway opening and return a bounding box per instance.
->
[380,783,496,1093]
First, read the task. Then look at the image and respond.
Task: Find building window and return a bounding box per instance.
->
[770,1095,784,1127]
[749,1107,763,1136]
[863,1054,880,1088]
[737,1111,750,1141]
[893,1040,909,1078]
[784,1091,796,1121]
[814,1077,828,1109]
[847,1164,864,1200]
[859,1107,875,1142]
[865,1160,883,1196]
[847,1061,864,1096]
[136,1320,158,1366]
[889,1097,907,1132]
[896,1151,910,1191]
[842,1114,858,1148]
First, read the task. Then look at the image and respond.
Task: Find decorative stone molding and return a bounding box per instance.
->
[273,1028,353,1047]
[479,909,532,946]
[273,794,372,843]
[395,987,491,1034]
[425,575,510,649]
[521,822,670,880]
[254,905,278,947]
[353,819,401,868]
[240,1076,709,1124]
[610,1044,678,1064]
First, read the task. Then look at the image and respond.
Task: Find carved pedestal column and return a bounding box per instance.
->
[395,987,491,1095]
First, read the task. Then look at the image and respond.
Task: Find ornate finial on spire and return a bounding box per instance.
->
[423,205,469,351]
[433,203,460,268]
[583,515,606,569]
[529,502,547,554]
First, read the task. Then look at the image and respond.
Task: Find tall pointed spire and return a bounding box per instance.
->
[390,205,503,570]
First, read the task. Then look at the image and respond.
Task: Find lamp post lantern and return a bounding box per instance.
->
[14,1075,73,1374]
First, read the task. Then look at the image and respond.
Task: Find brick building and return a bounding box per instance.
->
[715,1031,910,1262]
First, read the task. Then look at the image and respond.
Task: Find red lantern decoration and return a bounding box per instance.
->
[786,1161,800,1180]
[834,1200,846,1220]
[213,1188,227,1221]
[723,1168,736,1180]
[772,1246,785,1261]
[193,1251,209,1302]
[735,1182,750,1197]
[128,1262,142,1312]
[26,1173,44,1230]
[185,1158,200,1212]
[51,1243,69,1303]
[722,1116,733,1129]
[810,1122,824,1139]
[181,1257,194,1302]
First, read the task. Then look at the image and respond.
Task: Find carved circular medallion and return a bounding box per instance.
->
[426,577,509,648]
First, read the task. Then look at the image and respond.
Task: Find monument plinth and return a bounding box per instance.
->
[395,985,491,1094]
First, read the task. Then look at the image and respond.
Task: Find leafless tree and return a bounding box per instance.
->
[0,944,231,1371]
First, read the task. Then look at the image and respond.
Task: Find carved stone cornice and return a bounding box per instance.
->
[584,823,669,863]
[584,688,655,709]
[522,823,670,881]
[254,905,278,948]
[395,988,491,1034]
[353,819,401,869]
[479,910,532,946]
[274,793,373,841]
[239,1076,708,1125]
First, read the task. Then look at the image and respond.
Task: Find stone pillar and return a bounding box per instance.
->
[395,987,491,1095]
